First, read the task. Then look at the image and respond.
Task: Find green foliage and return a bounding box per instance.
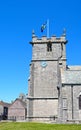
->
[0,122,81,130]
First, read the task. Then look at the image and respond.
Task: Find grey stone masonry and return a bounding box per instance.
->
[30,32,67,62]
[27,30,81,123]
[27,31,67,122]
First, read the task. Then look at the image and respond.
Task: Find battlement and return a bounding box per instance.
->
[31,30,67,44]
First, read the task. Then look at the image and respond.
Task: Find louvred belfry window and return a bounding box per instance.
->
[47,42,52,52]
[79,95,81,109]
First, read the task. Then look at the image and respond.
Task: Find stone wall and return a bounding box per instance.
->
[32,61,58,98]
[62,84,81,122]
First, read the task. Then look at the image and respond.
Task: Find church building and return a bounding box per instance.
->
[27,30,81,123]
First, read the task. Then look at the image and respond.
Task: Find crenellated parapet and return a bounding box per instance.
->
[31,30,67,44]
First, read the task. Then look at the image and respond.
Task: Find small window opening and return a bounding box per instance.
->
[47,42,52,52]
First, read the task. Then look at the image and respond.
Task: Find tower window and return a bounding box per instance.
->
[79,95,81,109]
[47,42,52,52]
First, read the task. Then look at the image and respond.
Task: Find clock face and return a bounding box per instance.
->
[41,61,47,67]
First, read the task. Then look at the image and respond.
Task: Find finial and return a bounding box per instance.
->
[32,30,35,38]
[62,28,66,36]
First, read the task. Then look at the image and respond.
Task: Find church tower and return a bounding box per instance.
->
[27,30,67,122]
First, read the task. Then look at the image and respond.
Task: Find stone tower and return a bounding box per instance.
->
[27,30,67,122]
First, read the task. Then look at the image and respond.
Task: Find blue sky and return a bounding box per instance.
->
[0,0,81,102]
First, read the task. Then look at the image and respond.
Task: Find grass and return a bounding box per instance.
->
[0,122,81,130]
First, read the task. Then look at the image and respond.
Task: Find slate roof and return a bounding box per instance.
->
[61,66,81,84]
[0,101,11,107]
[9,98,27,108]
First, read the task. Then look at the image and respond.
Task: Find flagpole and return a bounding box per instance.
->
[47,19,49,38]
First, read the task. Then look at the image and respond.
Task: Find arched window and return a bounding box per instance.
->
[79,94,81,109]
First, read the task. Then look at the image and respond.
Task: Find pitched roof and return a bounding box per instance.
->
[9,98,26,108]
[61,66,81,84]
[0,101,11,107]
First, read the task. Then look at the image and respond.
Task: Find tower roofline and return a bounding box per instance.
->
[30,30,68,44]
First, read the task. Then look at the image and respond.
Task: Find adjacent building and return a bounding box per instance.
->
[0,101,10,120]
[8,93,27,121]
